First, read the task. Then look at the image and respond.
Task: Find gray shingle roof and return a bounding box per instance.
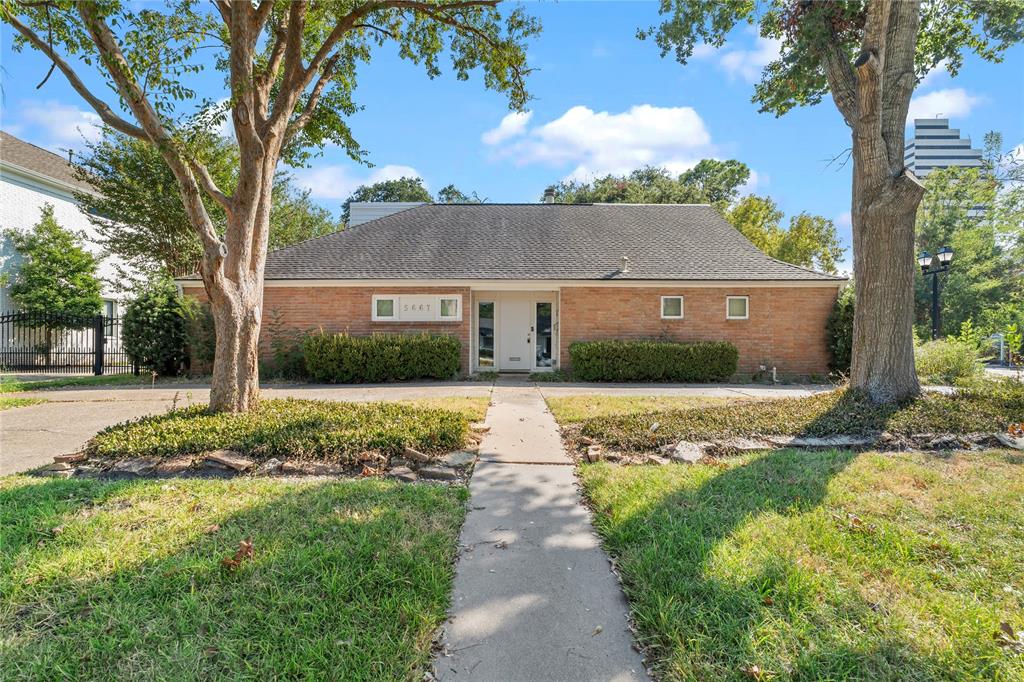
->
[195,203,846,282]
[0,131,94,193]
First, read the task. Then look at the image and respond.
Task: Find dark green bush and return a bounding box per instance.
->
[826,285,854,373]
[303,332,461,383]
[87,398,468,462]
[186,302,216,376]
[122,278,193,376]
[262,309,307,380]
[568,339,738,382]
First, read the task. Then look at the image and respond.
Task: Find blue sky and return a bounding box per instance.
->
[3,2,1023,271]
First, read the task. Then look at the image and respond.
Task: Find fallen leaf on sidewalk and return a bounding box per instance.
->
[494,540,509,549]
[592,626,603,636]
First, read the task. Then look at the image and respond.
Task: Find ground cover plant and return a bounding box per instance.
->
[576,382,1024,452]
[545,395,738,424]
[0,396,45,411]
[0,475,467,680]
[580,449,1024,681]
[88,398,470,463]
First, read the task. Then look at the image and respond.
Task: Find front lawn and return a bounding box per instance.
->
[545,394,738,424]
[580,449,1024,680]
[88,398,470,463]
[577,383,1024,451]
[0,475,467,680]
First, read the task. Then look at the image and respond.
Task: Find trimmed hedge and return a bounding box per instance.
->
[87,398,467,462]
[303,332,461,383]
[568,339,738,382]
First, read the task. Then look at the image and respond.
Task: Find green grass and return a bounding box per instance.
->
[0,475,467,680]
[0,374,156,393]
[88,398,470,463]
[580,449,1024,681]
[545,395,739,424]
[0,396,45,411]
[577,383,1024,451]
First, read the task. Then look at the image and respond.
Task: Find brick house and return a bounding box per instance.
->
[178,201,846,377]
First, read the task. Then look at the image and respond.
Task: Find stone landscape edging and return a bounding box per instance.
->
[573,430,1023,465]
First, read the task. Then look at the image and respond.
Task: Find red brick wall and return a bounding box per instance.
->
[181,285,473,373]
[558,286,840,376]
[183,283,840,378]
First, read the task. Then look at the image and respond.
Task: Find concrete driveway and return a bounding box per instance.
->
[0,378,833,476]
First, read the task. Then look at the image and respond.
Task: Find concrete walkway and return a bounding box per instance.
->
[434,387,647,681]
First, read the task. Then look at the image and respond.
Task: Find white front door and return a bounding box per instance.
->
[499,296,532,371]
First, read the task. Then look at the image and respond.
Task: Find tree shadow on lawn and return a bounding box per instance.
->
[1,475,467,681]
[589,446,1013,681]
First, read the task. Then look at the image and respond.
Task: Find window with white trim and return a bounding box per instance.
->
[373,296,397,321]
[726,296,749,320]
[371,294,463,322]
[660,296,683,319]
[439,297,460,320]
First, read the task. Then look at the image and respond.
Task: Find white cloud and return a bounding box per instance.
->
[738,169,766,196]
[11,100,102,151]
[717,33,781,84]
[481,111,533,145]
[485,104,714,182]
[691,43,718,59]
[918,59,949,89]
[293,163,423,201]
[907,88,984,122]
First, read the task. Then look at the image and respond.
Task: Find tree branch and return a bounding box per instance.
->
[5,13,147,140]
[284,53,340,144]
[821,41,857,127]
[74,2,225,273]
[188,157,231,211]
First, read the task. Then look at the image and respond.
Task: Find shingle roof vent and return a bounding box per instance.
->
[620,255,631,274]
[543,187,555,204]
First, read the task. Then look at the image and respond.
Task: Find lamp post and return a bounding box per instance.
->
[918,246,954,340]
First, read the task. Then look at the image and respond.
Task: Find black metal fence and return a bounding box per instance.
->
[0,311,137,375]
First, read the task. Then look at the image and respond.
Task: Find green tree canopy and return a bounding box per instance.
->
[549,161,749,208]
[341,177,483,223]
[725,196,845,274]
[914,156,1024,337]
[341,176,432,224]
[75,129,340,279]
[436,183,485,204]
[2,205,103,318]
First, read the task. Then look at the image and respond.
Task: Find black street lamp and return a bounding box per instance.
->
[918,246,954,340]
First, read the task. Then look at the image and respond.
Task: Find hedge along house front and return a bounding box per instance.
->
[177,202,846,378]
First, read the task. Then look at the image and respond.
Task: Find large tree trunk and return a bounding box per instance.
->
[208,286,263,413]
[821,0,925,403]
[849,160,921,402]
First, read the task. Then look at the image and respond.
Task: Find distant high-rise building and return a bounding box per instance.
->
[904,118,984,177]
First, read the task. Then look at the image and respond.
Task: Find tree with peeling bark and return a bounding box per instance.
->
[643,0,1024,403]
[2,0,537,413]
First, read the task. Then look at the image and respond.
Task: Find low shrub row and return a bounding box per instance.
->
[87,398,468,462]
[577,379,1024,451]
[568,340,738,382]
[303,332,461,383]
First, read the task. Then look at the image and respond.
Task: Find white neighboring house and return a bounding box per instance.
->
[0,130,132,315]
